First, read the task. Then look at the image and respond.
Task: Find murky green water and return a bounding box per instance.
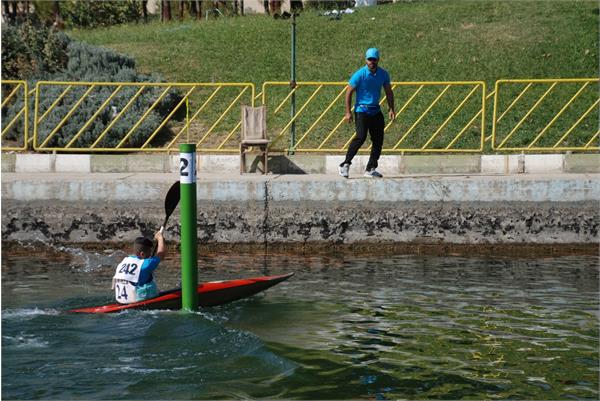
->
[2,245,598,400]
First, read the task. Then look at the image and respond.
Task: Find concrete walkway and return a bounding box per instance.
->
[2,172,599,203]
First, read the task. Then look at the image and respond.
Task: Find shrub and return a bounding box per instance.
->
[35,42,182,148]
[1,22,69,80]
[61,0,141,29]
[1,22,180,149]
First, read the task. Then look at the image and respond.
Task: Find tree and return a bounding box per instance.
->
[141,0,148,22]
[2,1,11,22]
[161,0,171,22]
[190,0,202,20]
[52,1,63,29]
[177,0,184,20]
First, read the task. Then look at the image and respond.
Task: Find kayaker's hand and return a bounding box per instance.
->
[154,230,166,260]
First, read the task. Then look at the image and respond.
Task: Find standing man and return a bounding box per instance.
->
[339,48,395,178]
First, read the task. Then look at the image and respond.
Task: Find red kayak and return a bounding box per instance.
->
[69,272,293,314]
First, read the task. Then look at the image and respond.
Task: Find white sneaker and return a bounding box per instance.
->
[364,168,383,178]
[338,164,349,178]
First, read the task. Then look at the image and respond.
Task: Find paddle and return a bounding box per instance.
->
[160,180,181,232]
[153,181,180,255]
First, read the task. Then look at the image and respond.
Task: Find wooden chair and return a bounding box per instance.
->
[240,105,269,174]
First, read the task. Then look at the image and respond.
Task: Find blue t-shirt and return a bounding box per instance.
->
[348,65,391,115]
[128,255,160,286]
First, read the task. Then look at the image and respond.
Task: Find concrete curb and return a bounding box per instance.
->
[2,153,599,175]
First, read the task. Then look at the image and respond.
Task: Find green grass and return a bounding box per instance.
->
[70,0,598,86]
[69,0,599,152]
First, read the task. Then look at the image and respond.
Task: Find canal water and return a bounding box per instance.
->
[2,245,598,400]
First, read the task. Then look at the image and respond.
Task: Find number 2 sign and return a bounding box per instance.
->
[180,152,196,184]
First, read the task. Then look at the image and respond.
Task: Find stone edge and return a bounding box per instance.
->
[2,153,598,174]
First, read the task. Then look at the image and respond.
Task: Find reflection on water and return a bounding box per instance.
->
[2,246,598,400]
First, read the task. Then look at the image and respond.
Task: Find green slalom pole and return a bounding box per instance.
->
[179,144,198,311]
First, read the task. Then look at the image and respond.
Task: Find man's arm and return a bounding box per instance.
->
[154,231,167,261]
[383,83,395,121]
[345,85,355,124]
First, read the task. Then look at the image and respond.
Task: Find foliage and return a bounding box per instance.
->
[1,22,70,80]
[34,41,182,149]
[61,0,142,29]
[1,22,180,148]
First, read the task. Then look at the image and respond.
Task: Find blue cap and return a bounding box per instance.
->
[365,48,379,60]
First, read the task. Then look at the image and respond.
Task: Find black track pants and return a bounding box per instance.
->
[340,111,384,171]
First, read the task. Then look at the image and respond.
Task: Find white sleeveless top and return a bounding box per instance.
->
[112,256,143,304]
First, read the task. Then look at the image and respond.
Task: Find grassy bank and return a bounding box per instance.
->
[68,0,598,152]
[71,0,598,86]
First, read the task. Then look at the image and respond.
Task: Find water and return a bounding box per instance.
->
[2,245,598,400]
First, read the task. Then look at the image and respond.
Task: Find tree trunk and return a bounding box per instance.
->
[178,0,184,20]
[269,1,281,15]
[141,0,148,22]
[190,0,197,18]
[52,1,63,28]
[162,0,171,22]
[9,0,17,21]
[2,1,10,22]
[191,0,202,20]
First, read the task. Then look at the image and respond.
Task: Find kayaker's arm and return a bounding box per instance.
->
[154,231,167,261]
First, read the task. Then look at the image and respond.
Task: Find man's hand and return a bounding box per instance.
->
[344,86,355,124]
[388,109,396,121]
[345,111,353,124]
[154,231,164,241]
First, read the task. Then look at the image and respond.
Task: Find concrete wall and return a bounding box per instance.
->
[2,173,598,245]
[2,153,599,175]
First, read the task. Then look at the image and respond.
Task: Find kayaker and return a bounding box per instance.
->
[112,231,167,304]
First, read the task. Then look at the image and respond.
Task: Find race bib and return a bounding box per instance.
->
[113,257,142,284]
[114,279,138,304]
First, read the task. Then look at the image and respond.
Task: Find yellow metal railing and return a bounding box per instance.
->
[33,81,254,152]
[2,79,597,154]
[1,80,28,151]
[262,81,486,153]
[492,78,599,151]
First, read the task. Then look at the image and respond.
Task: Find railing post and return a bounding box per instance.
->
[179,143,198,311]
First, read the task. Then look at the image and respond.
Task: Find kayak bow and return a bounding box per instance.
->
[69,272,293,314]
